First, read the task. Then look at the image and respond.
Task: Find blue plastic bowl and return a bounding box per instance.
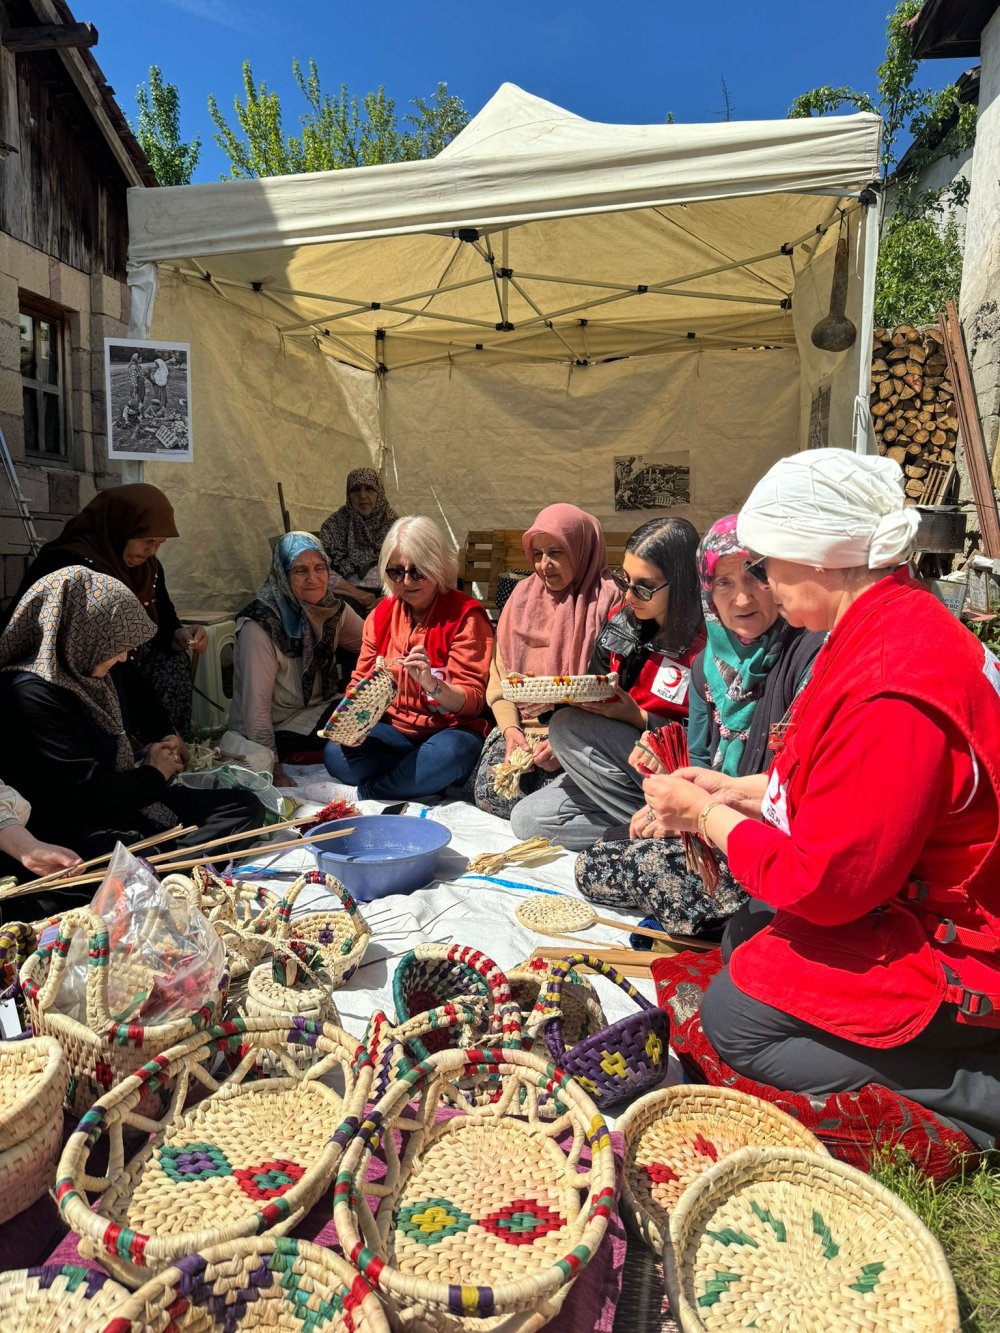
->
[310,815,452,903]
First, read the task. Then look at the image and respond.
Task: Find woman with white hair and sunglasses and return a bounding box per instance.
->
[641,448,1000,1146]
[323,516,494,800]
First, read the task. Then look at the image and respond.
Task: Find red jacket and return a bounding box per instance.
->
[727,570,1000,1048]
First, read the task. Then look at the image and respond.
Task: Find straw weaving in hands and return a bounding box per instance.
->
[641,723,721,895]
[490,745,535,800]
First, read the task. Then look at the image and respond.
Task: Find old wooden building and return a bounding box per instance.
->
[0,0,156,600]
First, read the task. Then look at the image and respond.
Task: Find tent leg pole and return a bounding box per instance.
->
[853,189,882,455]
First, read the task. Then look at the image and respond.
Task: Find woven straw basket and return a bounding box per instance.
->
[619,1084,827,1251]
[664,1146,960,1332]
[168,870,276,983]
[501,672,618,706]
[0,921,35,1033]
[334,1045,617,1331]
[320,656,397,746]
[392,944,523,1061]
[539,953,670,1109]
[508,957,605,1055]
[20,907,228,1117]
[0,1035,69,1225]
[0,1264,130,1332]
[56,1014,373,1287]
[244,948,341,1073]
[106,1235,389,1331]
[364,1000,489,1101]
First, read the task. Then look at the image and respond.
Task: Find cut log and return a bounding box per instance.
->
[877,380,895,401]
[908,343,927,364]
[906,464,929,478]
[905,479,925,497]
[871,400,893,418]
[887,445,907,463]
[913,429,930,445]
[883,426,899,443]
[931,429,947,447]
[905,361,923,377]
[940,448,955,463]
[899,384,918,401]
[920,385,937,401]
[906,441,923,455]
[872,358,889,373]
[887,347,910,362]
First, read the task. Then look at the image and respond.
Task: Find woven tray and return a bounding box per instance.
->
[20,907,229,1117]
[333,1045,617,1331]
[392,943,522,1061]
[107,1234,389,1331]
[539,953,670,1109]
[56,1015,373,1287]
[501,672,618,705]
[509,957,606,1054]
[320,656,397,746]
[619,1085,827,1251]
[664,1146,960,1332]
[0,1264,131,1332]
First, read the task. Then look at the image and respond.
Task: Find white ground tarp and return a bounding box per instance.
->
[126,85,882,610]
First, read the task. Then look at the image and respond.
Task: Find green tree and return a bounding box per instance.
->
[134,66,201,186]
[207,61,468,179]
[789,0,976,325]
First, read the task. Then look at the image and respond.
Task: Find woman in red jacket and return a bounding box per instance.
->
[642,448,1000,1145]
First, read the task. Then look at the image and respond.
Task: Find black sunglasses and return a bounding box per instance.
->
[745,555,769,585]
[611,567,669,603]
[386,564,428,584]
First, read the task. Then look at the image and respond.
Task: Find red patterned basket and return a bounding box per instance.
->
[392,943,522,1060]
[540,953,670,1109]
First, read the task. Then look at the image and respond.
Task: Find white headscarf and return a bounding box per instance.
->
[737,448,921,570]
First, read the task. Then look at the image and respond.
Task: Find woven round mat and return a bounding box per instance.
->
[0,1264,130,1331]
[514,894,596,934]
[664,1146,960,1332]
[620,1085,826,1251]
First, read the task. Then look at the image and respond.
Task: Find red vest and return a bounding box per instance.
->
[729,571,1000,1047]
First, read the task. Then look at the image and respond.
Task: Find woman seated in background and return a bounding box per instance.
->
[576,514,823,938]
[11,483,207,737]
[324,516,493,800]
[643,450,1000,1148]
[320,467,398,614]
[472,503,617,820]
[509,517,705,850]
[0,568,263,876]
[231,533,363,784]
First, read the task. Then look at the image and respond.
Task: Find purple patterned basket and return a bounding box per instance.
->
[540,953,671,1109]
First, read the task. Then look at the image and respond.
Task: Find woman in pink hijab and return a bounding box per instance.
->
[472,503,618,818]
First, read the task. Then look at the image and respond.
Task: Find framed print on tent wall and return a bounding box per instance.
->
[614,452,690,510]
[104,337,193,462]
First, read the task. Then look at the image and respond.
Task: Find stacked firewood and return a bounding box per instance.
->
[871,324,958,501]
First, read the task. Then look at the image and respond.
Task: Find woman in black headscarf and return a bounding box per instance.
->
[319,467,397,614]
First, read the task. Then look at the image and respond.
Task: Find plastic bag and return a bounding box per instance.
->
[51,843,226,1026]
[175,763,289,826]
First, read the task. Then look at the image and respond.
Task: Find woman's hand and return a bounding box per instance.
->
[574,688,643,729]
[641,773,711,835]
[19,842,82,877]
[670,767,768,819]
[161,733,190,766]
[504,727,528,762]
[628,730,667,775]
[531,739,561,773]
[174,625,208,654]
[395,646,437,694]
[145,741,184,780]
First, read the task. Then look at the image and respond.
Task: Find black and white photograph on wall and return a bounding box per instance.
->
[105,338,193,462]
[614,452,691,510]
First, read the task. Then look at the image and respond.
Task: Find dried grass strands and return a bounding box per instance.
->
[490,745,535,800]
[466,836,559,877]
[144,813,312,865]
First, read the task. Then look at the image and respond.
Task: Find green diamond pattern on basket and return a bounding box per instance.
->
[160,1143,233,1182]
[849,1261,886,1294]
[479,1199,565,1245]
[396,1197,475,1246]
[699,1271,743,1308]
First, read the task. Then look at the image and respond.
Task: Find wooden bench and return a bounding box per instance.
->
[458,528,633,614]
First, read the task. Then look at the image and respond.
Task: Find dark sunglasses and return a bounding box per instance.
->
[386,564,428,584]
[745,555,769,585]
[611,567,669,603]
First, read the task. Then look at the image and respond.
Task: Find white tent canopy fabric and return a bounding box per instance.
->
[126,86,882,610]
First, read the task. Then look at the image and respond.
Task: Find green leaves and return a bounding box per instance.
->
[134,66,201,186]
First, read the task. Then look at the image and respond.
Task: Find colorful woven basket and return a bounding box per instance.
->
[20,907,229,1117]
[105,1235,389,1331]
[509,957,605,1055]
[664,1146,960,1332]
[619,1084,827,1251]
[244,945,342,1073]
[319,656,397,747]
[0,1035,69,1225]
[0,921,35,1036]
[392,943,522,1060]
[500,672,618,705]
[167,870,275,983]
[0,1264,130,1331]
[333,1045,617,1331]
[364,1000,489,1101]
[55,1015,373,1287]
[539,953,670,1109]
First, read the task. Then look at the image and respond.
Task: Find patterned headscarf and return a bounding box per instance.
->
[0,565,157,771]
[237,533,346,706]
[319,468,397,582]
[697,515,783,776]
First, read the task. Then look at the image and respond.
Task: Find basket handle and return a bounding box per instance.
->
[539,951,655,1061]
[272,871,363,940]
[32,906,117,1032]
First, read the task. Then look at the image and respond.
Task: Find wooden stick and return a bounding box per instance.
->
[1,824,195,899]
[151,824,357,874]
[589,912,716,951]
[144,813,312,865]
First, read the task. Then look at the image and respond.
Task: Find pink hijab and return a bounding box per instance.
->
[498,504,618,677]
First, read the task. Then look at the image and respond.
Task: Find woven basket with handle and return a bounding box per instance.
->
[509,956,606,1056]
[0,1035,69,1224]
[0,921,35,1035]
[619,1084,827,1251]
[56,1014,373,1288]
[334,1044,617,1331]
[319,655,397,746]
[105,1234,389,1331]
[364,998,490,1101]
[539,953,671,1109]
[664,1145,960,1332]
[0,1264,131,1332]
[392,943,523,1061]
[20,907,228,1117]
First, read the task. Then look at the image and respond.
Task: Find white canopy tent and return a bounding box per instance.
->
[126,84,882,608]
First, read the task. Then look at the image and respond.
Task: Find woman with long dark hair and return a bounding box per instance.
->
[510,517,705,849]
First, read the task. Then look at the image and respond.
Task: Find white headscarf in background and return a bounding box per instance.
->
[737,448,920,570]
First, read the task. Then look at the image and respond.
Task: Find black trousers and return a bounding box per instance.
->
[701,899,1000,1147]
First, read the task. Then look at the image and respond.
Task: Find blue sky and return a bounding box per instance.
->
[82,0,972,182]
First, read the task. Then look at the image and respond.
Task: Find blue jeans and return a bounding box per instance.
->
[324,721,485,800]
